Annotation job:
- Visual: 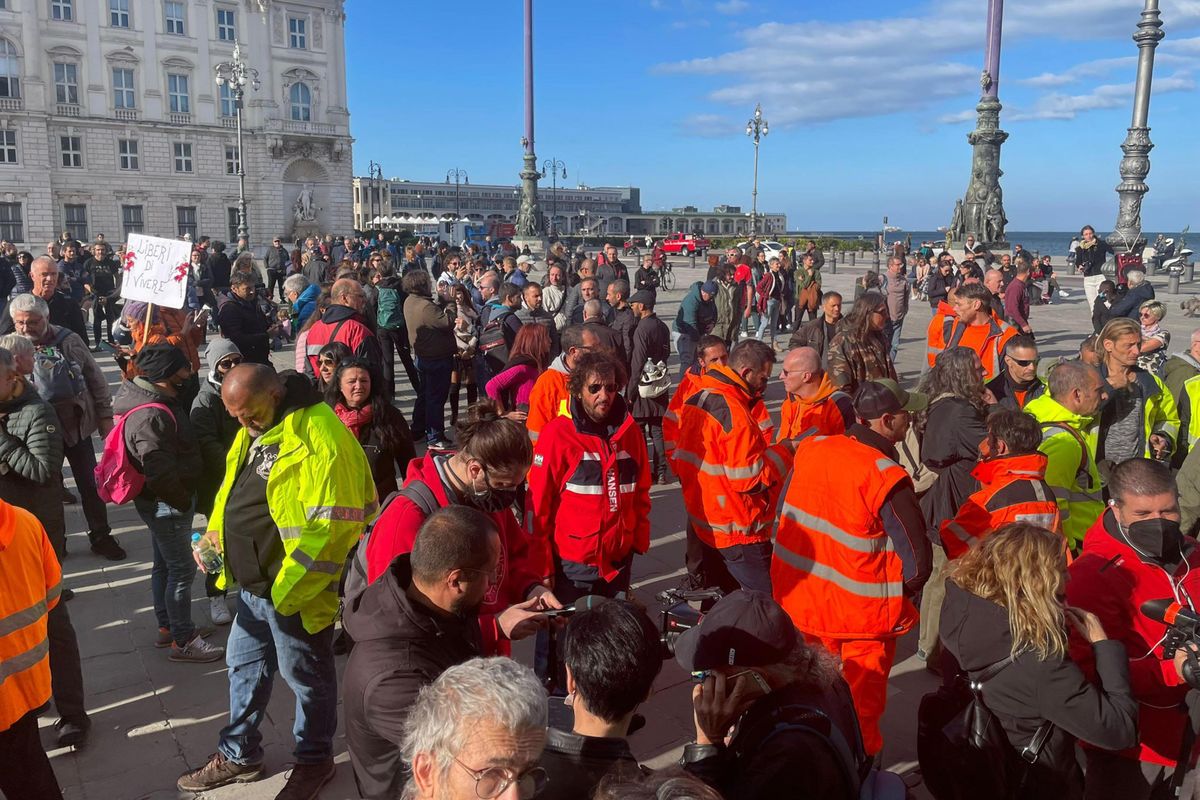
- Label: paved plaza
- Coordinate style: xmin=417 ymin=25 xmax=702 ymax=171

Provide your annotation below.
xmin=43 ymin=256 xmax=1198 ymax=799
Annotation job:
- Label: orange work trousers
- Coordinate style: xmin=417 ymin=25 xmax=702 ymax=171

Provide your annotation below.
xmin=809 ymin=635 xmax=897 ymax=757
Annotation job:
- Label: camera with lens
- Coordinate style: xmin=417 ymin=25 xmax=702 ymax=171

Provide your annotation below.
xmin=656 ymin=587 xmax=723 ymax=660
xmin=1141 ymin=598 xmax=1200 ymax=690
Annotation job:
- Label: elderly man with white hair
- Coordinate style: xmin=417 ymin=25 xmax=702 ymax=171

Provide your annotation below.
xmin=1109 ymin=269 xmax=1156 ymax=321
xmin=402 ymin=657 xmax=548 ymax=800
xmin=0 ymin=255 xmax=87 ymax=341
xmin=10 ymin=292 xmax=124 ymax=560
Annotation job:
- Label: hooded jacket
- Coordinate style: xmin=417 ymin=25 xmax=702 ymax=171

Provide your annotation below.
xmin=113 ymin=376 xmax=203 ymax=513
xmin=777 ymin=374 xmax=854 ymax=441
xmin=363 ymin=452 xmax=547 ymax=655
xmin=920 ymin=395 xmax=988 ymax=539
xmin=216 ymin=291 xmax=272 ymax=365
xmin=1025 ymin=393 xmax=1103 ymax=548
xmin=940 ymin=579 xmax=1137 ymax=799
xmin=190 ymin=339 xmax=242 ymax=517
xmin=528 ymin=395 xmax=651 ymax=582
xmin=342 ymin=554 xmax=482 ymax=800
xmin=939 ymin=453 xmax=1059 ymax=559
xmin=292 ymin=282 xmax=321 ymax=330
xmin=627 ymin=313 xmax=671 ymax=420
xmin=304 ymin=303 xmax=383 ymax=378
xmin=1067 ymin=510 xmax=1200 ymax=767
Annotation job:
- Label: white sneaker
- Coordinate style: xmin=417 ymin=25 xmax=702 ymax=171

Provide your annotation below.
xmin=169 ymin=633 xmax=225 ymax=663
xmin=210 ymin=596 xmax=232 ymax=626
xmin=1059 ymin=290 xmax=1070 ymax=298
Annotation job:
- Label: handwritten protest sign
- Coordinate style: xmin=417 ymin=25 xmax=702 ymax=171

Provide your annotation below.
xmin=120 ymin=233 xmax=192 ymax=310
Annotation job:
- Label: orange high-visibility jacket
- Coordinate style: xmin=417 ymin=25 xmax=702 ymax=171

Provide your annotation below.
xmin=772 ymin=433 xmax=914 ymax=639
xmin=778 ymin=374 xmax=855 ymax=441
xmin=0 ymin=501 xmax=61 ymax=732
xmin=664 ymin=370 xmax=703 ymax=458
xmin=926 ymin=312 xmax=1017 ymax=382
xmin=669 ymin=365 xmax=794 ymax=549
xmin=940 ymin=453 xmax=1061 ymax=560
xmin=526 ymin=360 xmax=571 ymax=443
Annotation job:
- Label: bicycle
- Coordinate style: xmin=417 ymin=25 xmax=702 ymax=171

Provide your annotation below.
xmin=660 ymin=260 xmax=676 ymax=291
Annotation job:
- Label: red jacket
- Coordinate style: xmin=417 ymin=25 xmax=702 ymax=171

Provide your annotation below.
xmin=304 ymin=305 xmax=378 ymax=376
xmin=363 ymin=452 xmax=547 ymax=655
xmin=1066 ymin=510 xmax=1200 ymax=766
xmin=528 ymin=398 xmax=652 ymax=582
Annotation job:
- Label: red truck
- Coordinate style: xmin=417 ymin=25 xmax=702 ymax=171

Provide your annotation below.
xmin=659 ymin=232 xmax=710 ymax=255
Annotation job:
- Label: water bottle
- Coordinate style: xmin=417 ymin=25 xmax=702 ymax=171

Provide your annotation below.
xmin=191 ymin=532 xmax=223 ymax=574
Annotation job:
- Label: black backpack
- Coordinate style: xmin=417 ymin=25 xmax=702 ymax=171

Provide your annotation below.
xmin=478 ymin=307 xmax=515 ymax=375
xmin=917 ymin=656 xmax=1053 ymax=800
xmin=342 ymin=479 xmax=440 ymax=606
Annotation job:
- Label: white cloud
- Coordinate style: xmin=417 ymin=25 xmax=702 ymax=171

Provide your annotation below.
xmin=714 ymin=0 xmax=749 ymax=13
xmin=937 ymin=109 xmax=978 ymax=124
xmin=1008 ymin=72 xmax=1197 ymax=121
xmin=656 ymin=0 xmax=1200 ymax=134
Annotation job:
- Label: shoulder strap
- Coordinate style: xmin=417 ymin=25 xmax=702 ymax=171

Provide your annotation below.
xmin=52 ymin=327 xmax=73 ymax=347
xmin=1039 ymin=421 xmax=1091 ymax=487
xmin=971 ymin=654 xmax=1015 ymax=684
xmin=123 ymin=401 xmax=177 ymax=428
xmin=398 ymin=478 xmax=440 ymax=516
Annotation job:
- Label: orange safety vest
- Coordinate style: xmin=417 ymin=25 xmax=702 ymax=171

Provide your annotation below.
xmin=526 ymin=364 xmax=571 ymax=443
xmin=0 ymin=501 xmax=61 ymax=732
xmin=771 ymin=433 xmax=914 ymax=639
xmin=777 ymin=374 xmax=854 ymax=441
xmin=670 ymin=365 xmax=793 ymax=549
xmin=664 ymin=370 xmax=703 ymax=458
xmin=939 ymin=453 xmax=1061 ymax=560
xmin=926 ymin=310 xmax=1017 ymax=382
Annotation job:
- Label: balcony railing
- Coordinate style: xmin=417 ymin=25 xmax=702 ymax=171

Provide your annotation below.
xmin=265 ymin=118 xmax=336 ymax=136
xmin=221 ymin=116 xmax=237 ymax=128
xmin=114 ymin=107 xmax=139 ymax=120
xmin=168 ymin=112 xmax=193 ymax=125
xmin=56 ymin=103 xmax=81 ymax=117
xmin=0 ymin=97 xmax=22 ymax=111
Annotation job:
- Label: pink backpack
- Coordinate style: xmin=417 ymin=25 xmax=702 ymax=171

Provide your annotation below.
xmin=94 ymin=403 xmax=176 ymax=504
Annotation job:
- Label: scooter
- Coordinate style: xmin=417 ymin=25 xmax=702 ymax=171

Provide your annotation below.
xmin=1144 ymin=228 xmax=1193 ymax=274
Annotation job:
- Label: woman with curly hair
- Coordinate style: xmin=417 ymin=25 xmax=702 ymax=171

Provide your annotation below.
xmin=940 ymin=523 xmax=1137 ymax=800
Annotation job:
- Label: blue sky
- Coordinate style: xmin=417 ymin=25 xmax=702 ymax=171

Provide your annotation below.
xmin=345 ymin=0 xmax=1200 ymax=232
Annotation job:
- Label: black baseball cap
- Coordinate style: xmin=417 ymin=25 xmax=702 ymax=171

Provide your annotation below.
xmin=629 ymin=290 xmax=656 ymax=307
xmin=853 ymin=379 xmax=928 ymax=420
xmin=673 ymin=590 xmax=798 ymax=672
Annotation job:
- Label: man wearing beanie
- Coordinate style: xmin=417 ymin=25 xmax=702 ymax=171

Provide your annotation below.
xmin=113 ymin=343 xmax=221 ymax=663
xmin=674 ymin=280 xmax=717 ymax=378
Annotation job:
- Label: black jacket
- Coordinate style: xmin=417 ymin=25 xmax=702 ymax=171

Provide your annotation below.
xmin=0 ymin=291 xmax=88 ymax=343
xmin=939 ymin=579 xmax=1138 ymax=800
xmin=1074 ymin=240 xmax=1113 ymax=278
xmin=264 ymin=245 xmax=290 ymax=274
xmin=216 ymin=292 xmax=272 ymax=365
xmin=633 ymin=266 xmax=659 ymax=294
xmin=190 ymin=347 xmax=241 ymax=519
xmin=627 ymin=314 xmax=671 ymax=420
xmin=538 ymin=728 xmax=641 ymax=800
xmin=208 ymin=252 xmax=232 ymax=290
xmin=1109 ymin=282 xmax=1156 ymax=320
xmin=926 ymin=269 xmax=958 ymax=307
xmin=920 ymin=395 xmax=987 ymax=539
xmin=787 ymin=316 xmax=846 ymax=367
xmin=343 ymin=554 xmax=482 ymax=800
xmin=683 ymin=680 xmax=860 ymax=800
xmin=0 ymin=385 xmax=65 ymax=547
xmin=113 ymin=377 xmax=203 ymax=513
xmin=585 ymin=322 xmax=626 ymax=363
xmin=611 ymin=305 xmax=637 ymax=368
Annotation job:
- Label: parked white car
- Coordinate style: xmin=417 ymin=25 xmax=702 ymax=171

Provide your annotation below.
xmin=737 ymin=240 xmax=787 ymax=259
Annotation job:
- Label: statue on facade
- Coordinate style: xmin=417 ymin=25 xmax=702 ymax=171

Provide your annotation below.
xmin=984 ymin=191 xmax=1007 ymax=244
xmin=949 ymin=199 xmax=965 ymax=240
xmin=293 ymin=185 xmax=317 ymax=223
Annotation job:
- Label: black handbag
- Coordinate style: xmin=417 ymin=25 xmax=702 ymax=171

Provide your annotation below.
xmin=918 ymin=655 xmax=1053 ymax=800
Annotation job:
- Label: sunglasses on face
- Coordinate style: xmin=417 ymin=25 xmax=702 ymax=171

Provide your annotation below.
xmin=217 ymin=357 xmax=243 ymax=370
xmin=318 ymin=356 xmax=337 ymax=366
xmin=1007 ymin=356 xmax=1038 ymax=367
xmin=586 ymin=382 xmax=619 ymax=394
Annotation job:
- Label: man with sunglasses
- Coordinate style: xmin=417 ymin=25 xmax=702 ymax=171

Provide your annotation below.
xmin=987 ymin=334 xmax=1046 ymax=410
xmin=529 ymin=351 xmax=651 ymax=614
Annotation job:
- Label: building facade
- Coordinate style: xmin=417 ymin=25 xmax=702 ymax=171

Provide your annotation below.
xmin=0 ymin=0 xmax=352 ymax=249
xmin=351 ymin=176 xmax=786 ymax=239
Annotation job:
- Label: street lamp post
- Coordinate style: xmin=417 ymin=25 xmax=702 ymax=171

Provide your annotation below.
xmin=214 ymin=41 xmax=259 ymax=248
xmin=540 ymin=158 xmax=566 ymax=237
xmin=368 ymin=160 xmax=383 ymax=231
xmin=446 ymin=168 xmax=469 ymax=217
xmin=1109 ymin=0 xmax=1165 ymax=254
xmin=745 ymin=104 xmax=768 ymax=237
xmin=514 ymin=0 xmax=544 ymax=245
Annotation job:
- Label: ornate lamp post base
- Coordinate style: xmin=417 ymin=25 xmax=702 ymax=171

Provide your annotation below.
xmin=948 ymin=94 xmax=1009 ymax=251
xmin=513 ymin=150 xmax=548 ymax=256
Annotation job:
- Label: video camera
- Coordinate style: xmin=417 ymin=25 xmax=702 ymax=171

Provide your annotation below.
xmin=655 ymin=587 xmax=723 ymax=660
xmin=1141 ymin=598 xmax=1200 ymax=690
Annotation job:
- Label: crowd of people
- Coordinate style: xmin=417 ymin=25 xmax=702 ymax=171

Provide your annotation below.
xmin=3 ymin=225 xmax=1200 ymax=800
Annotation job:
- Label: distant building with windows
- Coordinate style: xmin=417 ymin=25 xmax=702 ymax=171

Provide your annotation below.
xmin=351 ymin=175 xmax=786 ymax=239
xmin=0 ymin=0 xmax=352 ymax=248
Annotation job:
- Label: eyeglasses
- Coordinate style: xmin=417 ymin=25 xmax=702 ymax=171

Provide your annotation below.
xmin=318 ymin=356 xmax=337 ymax=366
xmin=216 ymin=357 xmax=243 ymax=370
xmin=453 ymin=758 xmax=547 ymax=799
xmin=1006 ymin=355 xmax=1039 ymax=367
xmin=586 ymin=382 xmax=619 ymax=394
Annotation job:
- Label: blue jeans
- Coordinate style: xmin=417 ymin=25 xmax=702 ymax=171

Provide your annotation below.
xmin=416 ymin=355 xmax=454 ymax=443
xmin=134 ymin=498 xmax=196 ymax=647
xmin=889 ymin=316 xmax=905 ymax=361
xmin=219 ymin=590 xmax=337 ymax=766
xmin=719 ymin=541 xmax=774 ymax=595
xmin=677 ymin=334 xmax=697 ymax=379
xmin=756 ymin=299 xmax=780 ymax=344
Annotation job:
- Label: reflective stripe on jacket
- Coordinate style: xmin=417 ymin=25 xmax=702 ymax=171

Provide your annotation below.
xmin=771 ymin=433 xmax=913 ymax=639
xmin=926 ymin=312 xmax=1017 ymax=382
xmin=0 ymin=501 xmax=61 ymax=731
xmin=1026 ymin=394 xmax=1102 ymax=548
xmin=526 ymin=359 xmax=571 ymax=443
xmin=211 ymin=401 xmax=377 ymax=634
xmin=940 ymin=453 xmax=1061 ymax=560
xmin=669 ymin=365 xmax=793 ymax=548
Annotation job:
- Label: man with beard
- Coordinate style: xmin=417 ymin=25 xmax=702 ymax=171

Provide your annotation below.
xmin=343 ymin=506 xmax=511 ymax=800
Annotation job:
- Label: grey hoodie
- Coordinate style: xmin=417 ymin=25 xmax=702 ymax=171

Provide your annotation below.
xmin=191 ymin=338 xmax=242 ymax=516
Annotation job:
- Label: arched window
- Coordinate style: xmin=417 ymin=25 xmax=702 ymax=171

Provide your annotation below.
xmin=0 ymin=39 xmax=20 ymax=99
xmin=289 ymin=82 xmax=311 ymax=121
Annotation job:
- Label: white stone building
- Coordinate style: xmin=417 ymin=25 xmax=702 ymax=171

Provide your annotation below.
xmin=0 ymin=0 xmax=352 ymax=249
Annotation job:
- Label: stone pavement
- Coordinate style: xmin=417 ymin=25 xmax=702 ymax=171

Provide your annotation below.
xmin=44 ymin=258 xmax=1199 ymax=799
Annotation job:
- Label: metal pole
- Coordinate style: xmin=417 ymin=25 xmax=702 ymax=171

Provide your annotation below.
xmin=235 ymin=87 xmax=247 ymax=246
xmin=751 ymin=138 xmax=759 ymax=236
xmin=524 ymin=0 xmax=534 ymax=154
xmin=1109 ymin=0 xmax=1164 ymax=254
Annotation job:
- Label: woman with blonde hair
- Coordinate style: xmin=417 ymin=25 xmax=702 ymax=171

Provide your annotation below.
xmin=1137 ymin=299 xmax=1170 ymax=375
xmin=1097 ymin=315 xmax=1179 ymax=463
xmin=939 ymin=523 xmax=1137 ymax=800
